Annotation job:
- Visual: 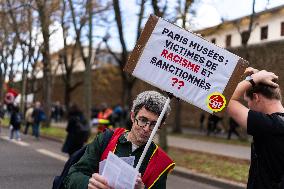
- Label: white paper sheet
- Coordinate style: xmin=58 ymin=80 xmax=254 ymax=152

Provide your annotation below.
xmin=99 ymin=156 xmax=135 ymax=175
xmin=101 ymin=152 xmax=138 ymax=189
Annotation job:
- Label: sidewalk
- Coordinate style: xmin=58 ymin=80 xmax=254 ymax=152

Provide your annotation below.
xmin=167 ymin=136 xmax=250 ymax=160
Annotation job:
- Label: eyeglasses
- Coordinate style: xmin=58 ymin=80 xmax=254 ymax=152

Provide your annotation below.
xmin=135 ymin=116 xmax=158 ymax=131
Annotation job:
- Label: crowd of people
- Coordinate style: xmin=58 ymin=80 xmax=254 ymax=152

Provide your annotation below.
xmin=0 ymin=98 xmax=129 ymax=158
xmin=0 ymin=101 xmax=46 ymax=141
xmin=91 ymin=103 xmax=130 ymax=133
xmin=199 ymin=112 xmax=241 ymax=140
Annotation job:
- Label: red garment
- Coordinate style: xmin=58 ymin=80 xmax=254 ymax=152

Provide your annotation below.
xmin=98 ymin=108 xmax=113 ymax=119
xmin=101 ymin=128 xmax=175 ymax=188
xmin=97 ymin=108 xmax=113 ymax=133
xmin=97 ymin=112 xmax=104 ymax=119
xmin=4 ymin=88 xmax=19 ymax=104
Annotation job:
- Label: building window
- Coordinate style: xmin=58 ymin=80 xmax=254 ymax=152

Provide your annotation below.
xmin=281 ymin=22 xmax=284 ymax=36
xmin=211 ymin=38 xmax=216 ymax=44
xmin=260 ymin=26 xmax=268 ymax=40
xmin=226 ymin=34 xmax=231 ymax=47
xmin=241 ymin=31 xmax=250 ymax=45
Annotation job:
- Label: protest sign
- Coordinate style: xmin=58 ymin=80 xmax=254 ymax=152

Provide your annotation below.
xmin=124 ymin=15 xmax=248 ymax=113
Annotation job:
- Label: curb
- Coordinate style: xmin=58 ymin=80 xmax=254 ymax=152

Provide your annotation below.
xmin=172 ymin=166 xmax=246 ymax=189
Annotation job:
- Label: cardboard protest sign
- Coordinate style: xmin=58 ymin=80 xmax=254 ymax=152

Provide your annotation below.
xmin=124 ymin=15 xmax=248 ymax=113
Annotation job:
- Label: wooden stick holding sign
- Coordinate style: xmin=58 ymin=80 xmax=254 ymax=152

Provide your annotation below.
xmin=135 ymin=96 xmax=171 ymax=171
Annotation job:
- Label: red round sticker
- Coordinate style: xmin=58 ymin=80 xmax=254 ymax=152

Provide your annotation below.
xmin=207 ymin=93 xmax=226 ymax=112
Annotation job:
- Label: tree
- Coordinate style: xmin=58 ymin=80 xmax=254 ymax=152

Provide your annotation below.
xmin=2 ymin=0 xmax=43 ymax=108
xmin=104 ymin=0 xmax=147 ymax=108
xmin=0 ymin=6 xmax=18 ymax=102
xmin=0 ymin=8 xmax=10 ymax=102
xmin=68 ymin=0 xmax=111 ymax=124
xmin=172 ymin=0 xmax=195 ymax=134
xmin=34 ymin=0 xmax=59 ymax=126
xmin=6 ymin=0 xmax=37 ymax=113
xmin=232 ymin=0 xmax=256 ymax=59
xmin=24 ymin=6 xmax=43 ymax=105
xmin=150 ymin=0 xmax=169 ymax=151
xmin=58 ymin=0 xmax=83 ymax=112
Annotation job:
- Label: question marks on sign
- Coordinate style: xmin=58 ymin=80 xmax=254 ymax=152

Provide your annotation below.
xmin=178 ymin=80 xmax=184 ymax=89
xmin=171 ymin=77 xmax=184 ymax=89
xmin=172 ymin=78 xmax=178 ymax=86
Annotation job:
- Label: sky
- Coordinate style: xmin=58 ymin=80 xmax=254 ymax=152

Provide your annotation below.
xmin=193 ymin=0 xmax=284 ymax=29
xmin=49 ymin=0 xmax=284 ymax=53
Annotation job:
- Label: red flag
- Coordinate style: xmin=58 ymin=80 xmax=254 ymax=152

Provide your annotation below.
xmin=4 ymin=88 xmax=19 ymax=104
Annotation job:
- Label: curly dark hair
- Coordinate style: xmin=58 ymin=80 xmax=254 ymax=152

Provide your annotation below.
xmin=131 ymin=91 xmax=171 ymax=123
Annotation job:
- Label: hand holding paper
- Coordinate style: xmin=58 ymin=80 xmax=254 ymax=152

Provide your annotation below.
xmin=88 ymin=173 xmax=111 ymax=189
xmin=134 ymin=173 xmax=145 ymax=189
xmin=101 ymin=152 xmax=139 ymax=189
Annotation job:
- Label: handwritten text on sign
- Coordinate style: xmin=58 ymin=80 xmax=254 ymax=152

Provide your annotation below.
xmin=132 ymin=17 xmax=240 ymax=113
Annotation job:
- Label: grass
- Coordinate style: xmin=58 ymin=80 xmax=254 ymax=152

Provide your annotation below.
xmin=170 ymin=132 xmax=251 ymax=147
xmin=1 ymin=117 xmax=67 ymax=142
xmin=168 ymin=147 xmax=249 ymax=183
xmin=2 ymin=117 xmax=98 ymax=142
xmin=1 ymin=117 xmax=10 ymax=126
xmin=40 ymin=127 xmax=66 ymax=142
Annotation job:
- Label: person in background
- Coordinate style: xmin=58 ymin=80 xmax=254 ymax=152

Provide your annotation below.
xmin=62 ymin=104 xmax=90 ymax=157
xmin=9 ymin=105 xmax=22 ymax=141
xmin=24 ymin=103 xmax=34 ymax=135
xmin=32 ymin=101 xmax=44 ymax=140
xmin=227 ymin=117 xmax=240 ymax=140
xmin=97 ymin=103 xmax=113 ymax=133
xmin=54 ymin=101 xmax=64 ymax=122
xmin=199 ymin=112 xmax=206 ymax=132
xmin=112 ymin=104 xmax=123 ymax=127
xmin=0 ymin=103 xmax=5 ymax=133
xmin=207 ymin=114 xmax=222 ymax=136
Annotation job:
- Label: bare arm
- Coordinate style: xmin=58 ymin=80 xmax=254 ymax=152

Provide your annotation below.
xmin=227 ymin=81 xmax=251 ymax=129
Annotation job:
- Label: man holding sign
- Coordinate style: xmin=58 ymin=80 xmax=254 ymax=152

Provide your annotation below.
xmin=63 ymin=91 xmax=175 ymax=189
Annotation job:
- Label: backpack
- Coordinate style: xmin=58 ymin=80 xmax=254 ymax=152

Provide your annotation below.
xmin=75 ymin=116 xmax=89 ymax=132
xmin=15 ymin=113 xmax=22 ymax=125
xmin=52 ymin=129 xmax=114 ymax=189
xmin=39 ymin=110 xmax=46 ymax=122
